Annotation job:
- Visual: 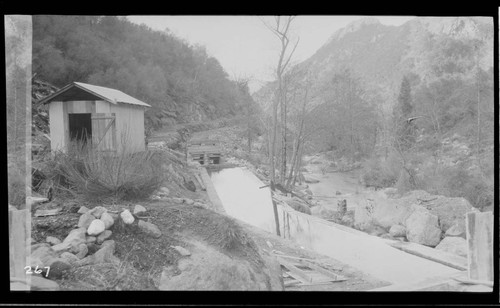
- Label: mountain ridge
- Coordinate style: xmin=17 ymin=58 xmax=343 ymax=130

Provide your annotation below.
xmin=253 ymin=16 xmax=493 ymax=114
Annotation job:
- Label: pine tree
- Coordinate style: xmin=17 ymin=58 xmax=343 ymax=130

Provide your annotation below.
xmin=393 ymin=76 xmax=416 ymax=150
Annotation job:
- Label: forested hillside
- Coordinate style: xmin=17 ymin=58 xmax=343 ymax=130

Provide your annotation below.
xmin=252 ymin=17 xmax=494 ymax=210
xmin=33 ymin=16 xmax=256 ymax=129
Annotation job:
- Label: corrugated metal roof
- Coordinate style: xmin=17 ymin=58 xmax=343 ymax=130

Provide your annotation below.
xmin=39 ymin=82 xmax=151 ymax=108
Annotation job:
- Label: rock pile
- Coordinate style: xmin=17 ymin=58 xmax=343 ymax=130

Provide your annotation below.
xmin=353 ymin=189 xmax=478 ymax=252
xmin=28 ymin=203 xmax=163 ymax=290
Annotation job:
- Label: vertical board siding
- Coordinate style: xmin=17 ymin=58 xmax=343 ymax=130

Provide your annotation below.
xmin=62 ymin=101 xmax=69 ymax=150
xmin=95 ymin=100 xmax=110 ymax=113
xmin=466 ymin=211 xmax=493 ymax=281
xmin=111 ymin=103 xmax=145 ymax=153
xmin=66 ymin=101 xmax=95 ymax=114
xmin=50 ymin=99 xmax=146 ymax=154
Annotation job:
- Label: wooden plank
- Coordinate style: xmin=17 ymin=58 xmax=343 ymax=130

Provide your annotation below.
xmin=466 ymin=211 xmax=493 ymax=281
xmin=62 ymin=100 xmax=69 ymax=150
xmin=9 ymin=209 xmax=31 ymax=290
xmin=277 ymin=257 xmax=313 ymax=283
xmin=302 ymin=260 xmax=342 ymax=281
xmin=388 ymin=240 xmax=468 ymax=271
xmin=284 ymin=280 xmax=301 ymax=287
xmin=66 ymin=101 xmax=74 ymax=114
xmin=92 ymin=113 xmax=116 ymax=151
xmin=188 ymin=139 xmax=219 ymax=146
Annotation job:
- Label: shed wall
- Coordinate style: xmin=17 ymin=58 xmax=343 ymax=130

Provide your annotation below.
xmin=49 ymin=99 xmax=146 ymax=153
xmin=110 ymin=103 xmax=146 ymax=153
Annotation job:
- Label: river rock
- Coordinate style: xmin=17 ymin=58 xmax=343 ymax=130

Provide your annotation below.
xmin=120 ymin=209 xmax=134 ymax=224
xmin=89 ymin=242 xmax=101 ymax=253
xmin=304 ymin=176 xmax=320 ymax=184
xmin=52 ymin=228 xmax=87 ymax=253
xmin=30 ymin=245 xmax=71 ymax=279
xmin=31 ymin=243 xmax=50 ymax=251
xmin=60 ymin=252 xmax=80 ymax=265
xmin=96 ymin=230 xmax=112 ymax=244
xmin=183 ymin=198 xmax=194 ymax=205
xmin=100 ymin=212 xmax=114 ymax=229
xmin=405 ymin=208 xmax=442 ymax=247
xmin=423 ymin=195 xmax=477 ymax=232
xmin=171 ymin=245 xmax=191 ymax=256
xmin=158 ymin=187 xmax=170 ymax=196
xmin=444 ymin=221 xmax=466 ymax=239
xmin=46 ymin=236 xmax=61 ymax=246
xmin=31 ymin=245 xmax=58 ymax=268
xmin=78 ymin=213 xmax=96 ymax=229
xmin=380 ymin=233 xmax=394 ymax=240
xmin=77 ymin=206 xmax=89 ymax=214
xmin=193 ymin=202 xmax=205 ymax=208
xmin=75 ymin=243 xmax=88 ymax=259
xmin=87 ymin=219 xmax=105 ymax=236
xmin=89 ymin=206 xmax=107 ymax=219
xmin=86 ymin=236 xmax=97 ymax=244
xmin=435 ymin=237 xmax=468 ymax=258
xmin=172 ymin=197 xmax=184 ymax=204
xmin=138 ymin=220 xmax=161 ymax=238
xmin=389 ymin=224 xmax=407 ymax=237
xmin=46 ymin=258 xmax=72 ymax=279
xmin=76 ymin=240 xmax=119 ymax=267
xmin=133 ymin=204 xmax=147 ymax=215
xmin=368 ymin=225 xmax=387 ymax=237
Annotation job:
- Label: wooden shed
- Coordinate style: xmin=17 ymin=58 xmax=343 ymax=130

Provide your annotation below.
xmin=39 ymin=82 xmax=151 ymax=154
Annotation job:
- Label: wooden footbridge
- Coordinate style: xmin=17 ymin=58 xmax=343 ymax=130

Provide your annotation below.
xmin=186 ymin=138 xmax=222 ymax=165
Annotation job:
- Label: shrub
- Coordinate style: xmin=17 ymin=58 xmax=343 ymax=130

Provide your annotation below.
xmin=51 ymin=142 xmax=165 ymax=201
xmin=360 ymin=154 xmax=400 ymax=189
xmin=416 ymin=162 xmax=493 ymax=210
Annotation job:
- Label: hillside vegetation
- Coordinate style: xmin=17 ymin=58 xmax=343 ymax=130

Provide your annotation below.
xmin=33 ymin=16 xmax=257 ymax=130
xmin=253 ymin=17 xmax=494 ymax=211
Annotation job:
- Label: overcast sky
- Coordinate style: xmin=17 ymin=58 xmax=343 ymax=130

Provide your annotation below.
xmin=127 ymin=15 xmax=414 ymax=93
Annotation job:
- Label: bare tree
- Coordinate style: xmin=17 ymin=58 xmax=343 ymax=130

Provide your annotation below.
xmin=262 ymin=16 xmax=299 ymax=236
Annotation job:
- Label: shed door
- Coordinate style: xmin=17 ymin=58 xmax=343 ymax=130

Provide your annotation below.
xmin=91 ymin=113 xmax=116 ymax=151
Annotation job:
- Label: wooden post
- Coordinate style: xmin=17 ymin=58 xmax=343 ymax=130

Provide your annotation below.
xmin=9 ymin=208 xmax=31 ymax=290
xmin=466 ymin=211 xmax=493 ymax=281
xmin=270 ymin=181 xmax=281 ymax=237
